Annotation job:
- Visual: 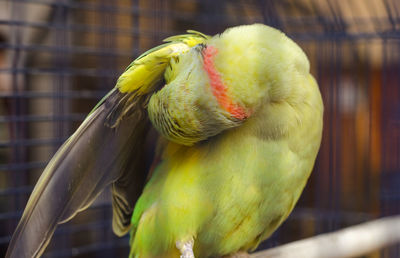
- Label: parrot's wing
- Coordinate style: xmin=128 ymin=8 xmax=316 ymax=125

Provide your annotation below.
xmin=6 ymin=31 xmax=209 ymax=258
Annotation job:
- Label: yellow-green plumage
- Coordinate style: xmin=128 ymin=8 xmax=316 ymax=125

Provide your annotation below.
xmin=130 ymin=24 xmax=323 ymax=257
xmin=6 ymin=24 xmax=322 ymax=258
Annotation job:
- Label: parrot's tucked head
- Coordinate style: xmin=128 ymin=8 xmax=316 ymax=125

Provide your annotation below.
xmin=148 ymin=24 xmax=316 ymax=146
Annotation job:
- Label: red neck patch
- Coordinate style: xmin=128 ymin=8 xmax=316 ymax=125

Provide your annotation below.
xmin=202 ymin=46 xmax=249 ymax=120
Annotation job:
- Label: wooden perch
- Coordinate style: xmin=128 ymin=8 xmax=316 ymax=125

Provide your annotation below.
xmin=250 ymin=215 xmax=400 ymax=258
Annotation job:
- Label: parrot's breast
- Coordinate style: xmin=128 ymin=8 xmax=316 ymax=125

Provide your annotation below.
xmin=130 ymin=102 xmax=322 ymax=257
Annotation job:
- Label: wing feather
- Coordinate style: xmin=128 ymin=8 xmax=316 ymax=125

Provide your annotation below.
xmin=5 ymin=31 xmax=209 ymax=258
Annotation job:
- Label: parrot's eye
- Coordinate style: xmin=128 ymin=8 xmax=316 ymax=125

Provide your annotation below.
xmin=196 ymin=43 xmax=207 ymax=53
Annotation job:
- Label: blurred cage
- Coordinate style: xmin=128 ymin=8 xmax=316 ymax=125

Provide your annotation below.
xmin=0 ymin=0 xmax=400 ymax=257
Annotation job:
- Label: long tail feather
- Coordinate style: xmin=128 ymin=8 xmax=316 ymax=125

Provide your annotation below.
xmin=6 ymin=90 xmax=150 ymax=258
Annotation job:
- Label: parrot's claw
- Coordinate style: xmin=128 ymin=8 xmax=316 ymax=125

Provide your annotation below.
xmin=176 ymin=237 xmax=195 ymax=258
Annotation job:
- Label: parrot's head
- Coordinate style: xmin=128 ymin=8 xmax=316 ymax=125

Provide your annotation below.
xmin=149 ymin=24 xmax=319 ymax=146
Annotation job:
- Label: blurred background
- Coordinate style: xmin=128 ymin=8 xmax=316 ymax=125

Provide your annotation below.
xmin=0 ymin=0 xmax=399 ymax=257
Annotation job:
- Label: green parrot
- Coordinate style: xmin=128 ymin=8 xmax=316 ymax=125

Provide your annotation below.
xmin=6 ymin=24 xmax=323 ymax=258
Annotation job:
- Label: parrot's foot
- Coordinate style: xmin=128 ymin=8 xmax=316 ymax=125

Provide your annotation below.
xmin=222 ymin=251 xmax=250 ymax=258
xmin=176 ymin=237 xmax=195 ymax=258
